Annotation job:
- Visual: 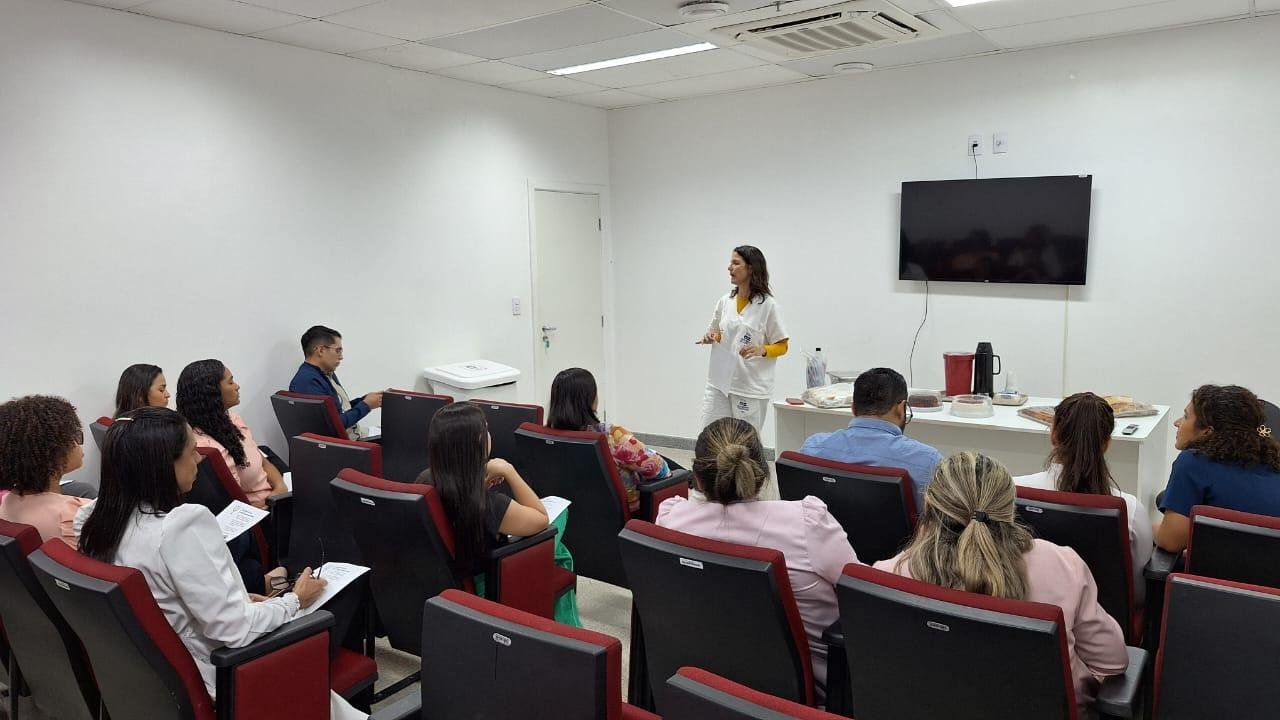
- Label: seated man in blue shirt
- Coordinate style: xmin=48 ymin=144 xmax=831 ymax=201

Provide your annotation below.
xmin=799 ymin=367 xmax=942 ymax=510
xmin=289 ymin=325 xmax=383 ymax=440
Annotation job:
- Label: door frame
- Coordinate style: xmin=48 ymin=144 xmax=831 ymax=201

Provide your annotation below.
xmin=526 ymin=179 xmax=615 ymax=421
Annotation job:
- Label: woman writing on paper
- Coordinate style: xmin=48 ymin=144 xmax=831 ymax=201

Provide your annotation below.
xmin=697 ymin=246 xmax=789 ymax=434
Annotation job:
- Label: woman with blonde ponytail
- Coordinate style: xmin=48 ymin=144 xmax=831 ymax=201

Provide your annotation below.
xmin=876 ymin=452 xmax=1127 ymax=715
xmin=657 ymin=418 xmax=858 ymax=698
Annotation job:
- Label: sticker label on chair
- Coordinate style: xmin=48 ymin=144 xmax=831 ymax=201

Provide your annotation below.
xmin=55 ymin=579 xmax=70 ymax=591
xmin=545 ymin=440 xmax=555 ymax=445
xmin=679 ymin=558 xmax=704 ymax=570
xmin=318 ymin=443 xmax=327 ymax=449
xmin=926 ymin=621 xmax=950 ymax=632
xmin=493 ymin=633 xmax=512 ymax=647
xmin=823 ymin=476 xmax=836 ymax=483
xmin=491 ymin=405 xmax=500 ymax=410
xmin=1025 ymin=506 xmax=1044 ymax=514
xmin=360 ymin=498 xmax=376 ymax=506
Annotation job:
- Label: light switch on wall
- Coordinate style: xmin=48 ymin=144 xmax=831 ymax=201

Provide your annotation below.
xmin=993 ymin=132 xmax=1009 ymax=154
xmin=511 ymin=297 xmax=521 ymax=315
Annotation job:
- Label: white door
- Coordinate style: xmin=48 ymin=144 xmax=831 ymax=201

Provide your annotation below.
xmin=532 ymin=189 xmax=606 ymax=418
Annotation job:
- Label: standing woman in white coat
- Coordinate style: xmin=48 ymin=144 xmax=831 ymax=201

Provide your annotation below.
xmin=698 ymin=246 xmax=789 ymax=434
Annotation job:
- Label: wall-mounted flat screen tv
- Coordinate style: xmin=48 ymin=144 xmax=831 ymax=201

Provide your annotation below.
xmin=899 ymin=175 xmax=1092 ymax=285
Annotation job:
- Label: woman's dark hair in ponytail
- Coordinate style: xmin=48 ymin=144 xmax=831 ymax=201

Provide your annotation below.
xmin=1050 ymin=392 xmax=1116 ymax=495
xmin=692 ymin=417 xmax=769 ymax=504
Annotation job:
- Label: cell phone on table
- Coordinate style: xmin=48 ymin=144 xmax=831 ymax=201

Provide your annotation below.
xmin=1122 ymin=424 xmax=1139 ymax=436
xmin=785 ymin=397 xmax=805 ymax=405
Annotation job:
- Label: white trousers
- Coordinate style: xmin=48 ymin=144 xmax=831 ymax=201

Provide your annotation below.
xmin=700 ymin=384 xmax=769 ymax=433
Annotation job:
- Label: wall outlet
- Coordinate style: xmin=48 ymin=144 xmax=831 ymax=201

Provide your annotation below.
xmin=967 ymin=134 xmax=983 ymax=156
xmin=511 ymin=297 xmax=521 ymax=315
xmin=993 ymin=132 xmax=1009 ymax=154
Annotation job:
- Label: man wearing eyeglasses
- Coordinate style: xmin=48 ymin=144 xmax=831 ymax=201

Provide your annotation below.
xmin=289 ymin=325 xmax=383 ymax=440
xmin=799 ymin=367 xmax=942 ymax=511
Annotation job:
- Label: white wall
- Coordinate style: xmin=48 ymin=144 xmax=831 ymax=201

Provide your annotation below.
xmin=608 ymin=14 xmax=1280 ymax=475
xmin=0 ymin=0 xmax=609 ymax=486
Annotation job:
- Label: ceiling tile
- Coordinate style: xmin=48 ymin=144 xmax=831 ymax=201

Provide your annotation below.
xmin=627 ymin=63 xmax=807 ymax=100
xmin=951 ymin=0 xmax=1170 ymax=31
xmin=251 ymin=19 xmax=401 ymax=53
xmin=68 ymin=0 xmax=151 ymax=9
xmin=130 ymin=0 xmax=303 ymax=35
xmin=505 ymin=28 xmax=702 ymax=71
xmin=431 ymin=60 xmax=550 ymax=85
xmin=324 ymin=0 xmax=587 ymax=42
xmin=1255 ymin=0 xmax=1280 ymax=10
xmin=568 ymin=47 xmax=764 ymax=88
xmin=599 ymin=0 xmax=756 ymax=27
xmin=917 ymin=8 xmax=974 ymax=34
xmin=504 ymin=75 xmax=608 ymax=97
xmin=782 ymin=31 xmax=998 ymax=75
xmin=887 ymin=0 xmax=948 ymax=13
xmin=239 ymin=0 xmax=379 ymax=19
xmin=347 ymin=42 xmax=482 ymax=70
xmin=426 ymin=4 xmax=658 ymax=60
xmin=560 ymin=88 xmax=660 ymax=108
xmin=983 ymin=0 xmax=1252 ymax=49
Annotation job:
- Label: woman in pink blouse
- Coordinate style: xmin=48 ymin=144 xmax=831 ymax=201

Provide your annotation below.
xmin=175 ymin=359 xmax=286 ymax=508
xmin=657 ymin=417 xmax=858 ymax=698
xmin=0 ymin=395 xmax=92 ymax=546
xmin=876 ymin=451 xmax=1127 ymax=716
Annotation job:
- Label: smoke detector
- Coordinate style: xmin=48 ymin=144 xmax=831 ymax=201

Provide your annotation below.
xmin=833 ymin=61 xmax=874 ymax=73
xmin=679 ymin=1 xmax=731 ymax=20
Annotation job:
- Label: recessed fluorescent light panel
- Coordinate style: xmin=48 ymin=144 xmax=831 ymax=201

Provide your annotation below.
xmin=944 ymin=0 xmax=1001 ymax=6
xmin=547 ymin=42 xmax=717 ymax=76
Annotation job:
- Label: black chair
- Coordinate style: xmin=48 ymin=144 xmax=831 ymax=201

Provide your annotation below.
xmin=468 ymin=399 xmax=543 ymax=472
xmin=379 ymin=389 xmax=452 ymax=482
xmin=420 ymin=589 xmax=657 ymax=720
xmin=618 ymin=520 xmax=815 ymax=714
xmin=271 ymin=391 xmax=347 ymax=446
xmin=1262 ymin=399 xmax=1280 ymax=434
xmin=1153 ymin=573 xmax=1280 ymax=718
xmin=284 ymin=433 xmax=381 ymax=571
xmin=89 ymin=416 xmax=112 ymax=451
xmin=665 ymin=667 xmax=845 ymax=720
xmin=1185 ymin=504 xmax=1280 ymax=588
xmin=1014 ymin=486 xmax=1139 ymax=642
xmin=514 ymin=423 xmax=690 ymax=588
xmin=775 ymin=451 xmax=916 ymax=563
xmin=0 ymin=521 xmax=99 ymax=720
xmin=831 ymin=563 xmax=1145 ymax=720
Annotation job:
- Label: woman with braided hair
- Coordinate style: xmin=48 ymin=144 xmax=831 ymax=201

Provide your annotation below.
xmin=876 ymin=452 xmax=1126 ymax=715
xmin=1156 ymin=384 xmax=1280 ymax=552
xmin=656 ymin=417 xmax=857 ymax=698
xmin=176 ymin=359 xmax=286 ymax=509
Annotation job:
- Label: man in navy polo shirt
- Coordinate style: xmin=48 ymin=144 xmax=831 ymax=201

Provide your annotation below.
xmin=289 ymin=325 xmax=383 ymax=440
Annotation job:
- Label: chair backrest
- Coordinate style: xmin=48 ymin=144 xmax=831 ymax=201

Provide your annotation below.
xmin=514 ymin=423 xmax=630 ymax=587
xmin=618 ymin=520 xmax=814 ymax=712
xmin=0 ymin=521 xmax=99 ymax=720
xmin=665 ymin=667 xmax=844 ymax=720
xmin=835 ymin=563 xmax=1075 ymax=720
xmin=469 ymin=400 xmax=544 ymax=472
xmin=379 ymin=389 xmax=452 ymax=482
xmin=1155 ymin=573 xmax=1280 ymax=719
xmin=188 ymin=447 xmax=270 ymax=570
xmin=330 ymin=469 xmax=464 ymax=656
xmin=775 ymin=451 xmax=916 ymax=563
xmin=421 ymin=589 xmax=624 ymax=720
xmin=1261 ymin=399 xmax=1280 ymax=435
xmin=287 ymin=433 xmax=381 ymax=569
xmin=90 ymin=416 xmax=113 ymax=451
xmin=1014 ymin=486 xmax=1134 ymax=639
xmin=271 ymin=391 xmax=346 ymax=444
xmin=1186 ymin=505 xmax=1280 ymax=588
xmin=29 ymin=539 xmax=214 ymax=720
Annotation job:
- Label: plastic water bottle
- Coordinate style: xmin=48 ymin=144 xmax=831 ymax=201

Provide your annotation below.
xmin=806 ymin=348 xmax=827 ymax=389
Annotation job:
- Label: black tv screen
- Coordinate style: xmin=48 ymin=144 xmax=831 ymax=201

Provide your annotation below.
xmin=899 ymin=175 xmax=1092 ymax=285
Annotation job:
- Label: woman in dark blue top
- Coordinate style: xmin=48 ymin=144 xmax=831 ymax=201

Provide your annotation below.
xmin=1156 ymin=384 xmax=1280 ymax=551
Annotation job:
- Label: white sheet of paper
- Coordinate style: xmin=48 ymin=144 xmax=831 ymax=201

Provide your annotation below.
xmin=282 ymin=471 xmax=293 ymax=492
xmin=708 ymin=340 xmax=737 ymax=391
xmin=215 ymin=500 xmax=269 ymax=542
xmin=294 ymin=562 xmax=370 ymax=617
xmin=541 ymin=495 xmax=571 ymax=524
xmin=363 ymin=424 xmax=381 ymax=439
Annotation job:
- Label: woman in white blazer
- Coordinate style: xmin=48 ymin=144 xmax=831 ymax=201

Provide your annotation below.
xmin=77 ymin=407 xmax=364 ymax=720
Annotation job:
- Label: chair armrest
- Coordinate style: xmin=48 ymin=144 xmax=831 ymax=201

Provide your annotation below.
xmin=266 ymin=492 xmax=293 ymax=568
xmin=210 ymin=611 xmax=334 ymax=668
xmin=659 ymin=454 xmax=686 ymax=472
xmin=1095 ymin=646 xmax=1148 ymax=719
xmin=822 ymin=620 xmax=845 ymax=650
xmin=491 ymin=527 xmax=557 ymax=559
xmin=487 ymin=527 xmax=560 ymax=618
xmin=1143 ymin=548 xmax=1181 ymax=581
xmin=638 ymin=470 xmax=691 ymax=522
xmin=370 ymin=695 xmax=422 ymax=720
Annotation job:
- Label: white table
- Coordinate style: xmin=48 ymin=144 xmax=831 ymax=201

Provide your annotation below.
xmin=773 ymin=397 xmax=1172 ymax=515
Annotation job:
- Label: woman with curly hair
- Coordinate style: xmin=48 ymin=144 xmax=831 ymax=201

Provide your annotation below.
xmin=0 ymin=395 xmax=92 ymax=546
xmin=1156 ymin=384 xmax=1280 ymax=551
xmin=176 ymin=360 xmax=286 ymax=509
xmin=113 ymin=363 xmax=170 ymax=418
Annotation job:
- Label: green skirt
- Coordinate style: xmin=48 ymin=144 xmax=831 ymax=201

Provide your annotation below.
xmin=473 ymin=510 xmax=581 ymax=627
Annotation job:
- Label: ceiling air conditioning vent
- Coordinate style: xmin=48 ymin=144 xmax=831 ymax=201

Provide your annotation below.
xmin=712 ymin=1 xmax=938 ymax=60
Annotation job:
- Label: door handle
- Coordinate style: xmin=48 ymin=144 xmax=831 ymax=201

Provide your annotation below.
xmin=541 ymin=326 xmax=557 ymax=333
